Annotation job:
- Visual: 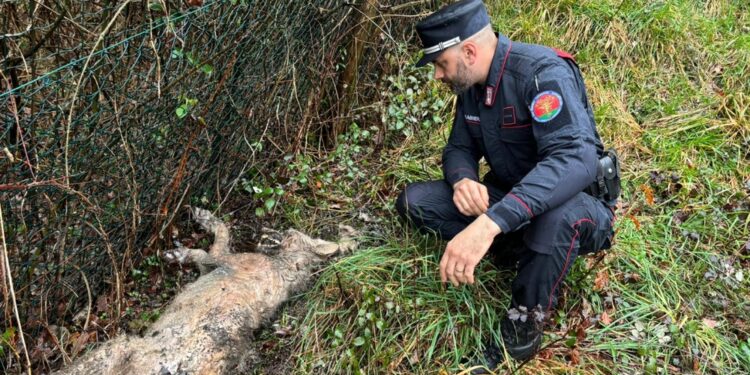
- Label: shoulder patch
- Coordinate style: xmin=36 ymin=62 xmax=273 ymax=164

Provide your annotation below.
xmin=530 ymin=91 xmax=564 ymax=123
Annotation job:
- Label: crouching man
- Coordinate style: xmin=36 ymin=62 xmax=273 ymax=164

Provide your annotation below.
xmin=395 ymin=0 xmax=620 ymax=370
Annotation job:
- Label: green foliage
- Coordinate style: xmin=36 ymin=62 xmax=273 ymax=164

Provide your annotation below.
xmin=0 ymin=327 xmax=15 ymax=358
xmin=294 ymin=233 xmax=511 ymax=373
xmin=171 ymin=48 xmax=214 ymax=77
xmin=175 ymin=95 xmax=197 ymax=119
xmin=241 ymin=179 xmax=284 ymax=217
xmin=332 ymin=123 xmax=375 ymax=183
xmin=147 ymin=1 xmax=164 ymax=12
xmin=381 ymin=59 xmax=447 ymax=137
xmin=285 ymin=153 xmax=314 ymax=187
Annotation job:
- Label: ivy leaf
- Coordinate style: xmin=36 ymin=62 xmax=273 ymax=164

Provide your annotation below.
xmin=264 ymin=198 xmax=276 ymax=211
xmin=148 ymin=1 xmax=163 ymax=12
xmin=175 ymin=106 xmax=187 ymax=118
xmin=254 ymin=207 xmax=265 ymax=217
xmin=171 ymin=48 xmax=183 ymax=59
xmin=353 ymin=337 xmax=365 ymax=347
xmin=2 ymin=327 xmax=16 ymax=342
xmin=200 ymin=64 xmax=214 ymax=75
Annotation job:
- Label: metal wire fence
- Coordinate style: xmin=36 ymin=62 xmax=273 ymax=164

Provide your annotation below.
xmin=0 ymin=0 xmax=425 ymax=371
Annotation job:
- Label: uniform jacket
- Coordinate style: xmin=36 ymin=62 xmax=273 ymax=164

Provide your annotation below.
xmin=442 ymin=34 xmax=605 ymax=234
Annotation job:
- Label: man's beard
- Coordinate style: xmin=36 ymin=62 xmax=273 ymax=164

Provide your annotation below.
xmin=444 ymin=59 xmax=473 ymax=94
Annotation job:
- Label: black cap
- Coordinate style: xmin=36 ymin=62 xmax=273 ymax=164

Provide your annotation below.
xmin=415 ymin=0 xmax=491 ymax=67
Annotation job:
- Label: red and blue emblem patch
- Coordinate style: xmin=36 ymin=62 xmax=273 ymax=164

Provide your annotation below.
xmin=530 ymin=91 xmax=563 ymax=123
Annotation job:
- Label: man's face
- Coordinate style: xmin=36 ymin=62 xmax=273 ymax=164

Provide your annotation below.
xmin=432 ymin=49 xmax=473 ymax=94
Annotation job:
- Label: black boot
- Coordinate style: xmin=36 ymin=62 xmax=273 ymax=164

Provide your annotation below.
xmin=498 ymin=315 xmax=542 ymax=361
xmin=469 ymin=316 xmax=542 ymax=374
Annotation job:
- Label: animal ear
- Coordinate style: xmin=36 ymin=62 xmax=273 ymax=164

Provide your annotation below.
xmin=337 ymin=225 xmax=358 ymax=240
xmin=311 ymin=242 xmax=340 ymax=257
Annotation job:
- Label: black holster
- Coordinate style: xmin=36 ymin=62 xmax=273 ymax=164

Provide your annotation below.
xmin=585 ymin=148 xmax=621 ymax=206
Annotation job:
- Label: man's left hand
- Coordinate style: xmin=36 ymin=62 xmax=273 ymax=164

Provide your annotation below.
xmin=439 ymin=214 xmax=502 ymax=286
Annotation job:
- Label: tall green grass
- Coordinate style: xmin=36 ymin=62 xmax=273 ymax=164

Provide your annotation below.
xmin=277 ymin=0 xmax=750 ymax=373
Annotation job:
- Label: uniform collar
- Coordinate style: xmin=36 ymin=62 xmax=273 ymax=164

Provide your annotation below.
xmin=482 ymin=33 xmax=512 ymax=107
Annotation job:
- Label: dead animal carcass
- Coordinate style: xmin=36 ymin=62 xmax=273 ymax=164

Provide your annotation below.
xmin=56 ymin=207 xmax=356 ymax=375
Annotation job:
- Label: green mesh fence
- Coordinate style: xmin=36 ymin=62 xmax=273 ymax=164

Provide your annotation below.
xmin=0 ymin=0 xmax=423 ymax=371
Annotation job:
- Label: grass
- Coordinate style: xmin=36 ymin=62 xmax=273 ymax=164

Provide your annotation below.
xmin=260 ymin=0 xmax=750 ymax=373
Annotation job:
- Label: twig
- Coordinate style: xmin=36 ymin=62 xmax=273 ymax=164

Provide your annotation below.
xmin=64 ymin=0 xmax=134 ymax=186
xmin=84 ymin=218 xmax=122 ymax=325
xmin=111 ymin=97 xmax=139 ymax=274
xmin=145 ymin=1 xmax=163 ymax=98
xmin=72 ymin=265 xmax=92 ymax=333
xmin=150 ymin=116 xmax=205 ymax=246
xmin=33 ymin=0 xmax=93 ymax=36
xmin=380 ymin=0 xmax=432 ymax=12
xmin=0 ymin=69 xmax=36 ymax=179
xmin=0 ymin=178 xmax=95 ymax=212
xmin=0 ymin=178 xmax=66 ymax=191
xmin=216 ymin=123 xmax=270 ymax=212
xmin=0 ymin=205 xmax=32 ymax=375
xmin=0 ymin=1 xmax=40 ymax=39
xmin=2 ymin=3 xmax=65 ymax=68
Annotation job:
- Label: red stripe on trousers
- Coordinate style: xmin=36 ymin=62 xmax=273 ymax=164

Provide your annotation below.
xmin=546 ymin=218 xmax=595 ymax=313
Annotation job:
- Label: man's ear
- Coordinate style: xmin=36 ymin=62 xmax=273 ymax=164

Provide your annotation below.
xmin=461 ymin=41 xmax=479 ymax=65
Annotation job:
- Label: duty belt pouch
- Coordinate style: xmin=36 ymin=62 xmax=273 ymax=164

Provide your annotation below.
xmin=597 ymin=148 xmax=621 ymax=204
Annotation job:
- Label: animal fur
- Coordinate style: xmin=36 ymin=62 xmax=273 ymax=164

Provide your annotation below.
xmin=55 ymin=207 xmax=357 ymax=375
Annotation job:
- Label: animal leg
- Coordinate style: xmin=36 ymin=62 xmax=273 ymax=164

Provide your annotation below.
xmin=191 ymin=207 xmax=231 ymax=256
xmin=164 ymin=247 xmax=219 ymax=275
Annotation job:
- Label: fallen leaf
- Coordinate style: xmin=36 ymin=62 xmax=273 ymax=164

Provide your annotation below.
xmin=640 ymin=184 xmax=655 ymax=205
xmin=635 ymin=321 xmax=645 ymax=332
xmin=576 ymin=325 xmax=587 ymax=342
xmin=649 ymin=171 xmax=665 ymax=185
xmin=702 ymin=318 xmax=718 ymax=329
xmin=601 ymin=311 xmax=611 ymax=325
xmin=593 ymin=270 xmax=609 ymax=291
xmin=96 ymin=295 xmax=110 ymax=313
xmin=622 ymin=272 xmax=642 ymax=283
xmin=581 ymin=298 xmax=592 ymax=319
xmin=741 ymin=240 xmax=750 ymax=255
xmin=537 ymin=348 xmax=553 ymax=360
xmin=627 ymin=214 xmax=641 ymax=230
xmin=672 ymin=210 xmax=690 ymax=225
xmin=568 ymin=348 xmax=580 ymax=365
xmin=71 ymin=331 xmax=91 ymax=357
xmin=408 ymin=350 xmax=419 ymax=365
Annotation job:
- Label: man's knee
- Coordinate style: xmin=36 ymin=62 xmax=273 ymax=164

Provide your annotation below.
xmin=522 ymin=193 xmax=609 ymax=255
xmin=522 ymin=203 xmax=573 ymax=255
xmin=394 ymin=180 xmax=456 ymax=225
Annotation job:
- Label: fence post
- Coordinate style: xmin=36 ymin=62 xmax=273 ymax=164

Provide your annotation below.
xmin=335 ymin=0 xmax=378 ymax=140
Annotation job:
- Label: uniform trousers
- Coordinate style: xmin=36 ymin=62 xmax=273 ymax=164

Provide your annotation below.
xmin=395 ymin=178 xmax=614 ymax=311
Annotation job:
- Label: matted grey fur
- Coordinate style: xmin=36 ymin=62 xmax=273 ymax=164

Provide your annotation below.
xmin=55 ymin=207 xmax=357 ymax=375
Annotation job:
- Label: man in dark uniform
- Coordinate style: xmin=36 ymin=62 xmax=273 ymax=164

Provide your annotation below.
xmin=394 ymin=0 xmax=620 ymax=369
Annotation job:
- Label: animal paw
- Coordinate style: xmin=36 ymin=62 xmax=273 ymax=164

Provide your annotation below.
xmin=164 ymin=248 xmax=189 ymax=264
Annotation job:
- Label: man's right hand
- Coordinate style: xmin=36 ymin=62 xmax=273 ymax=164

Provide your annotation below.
xmin=452 ymin=178 xmax=490 ymax=217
